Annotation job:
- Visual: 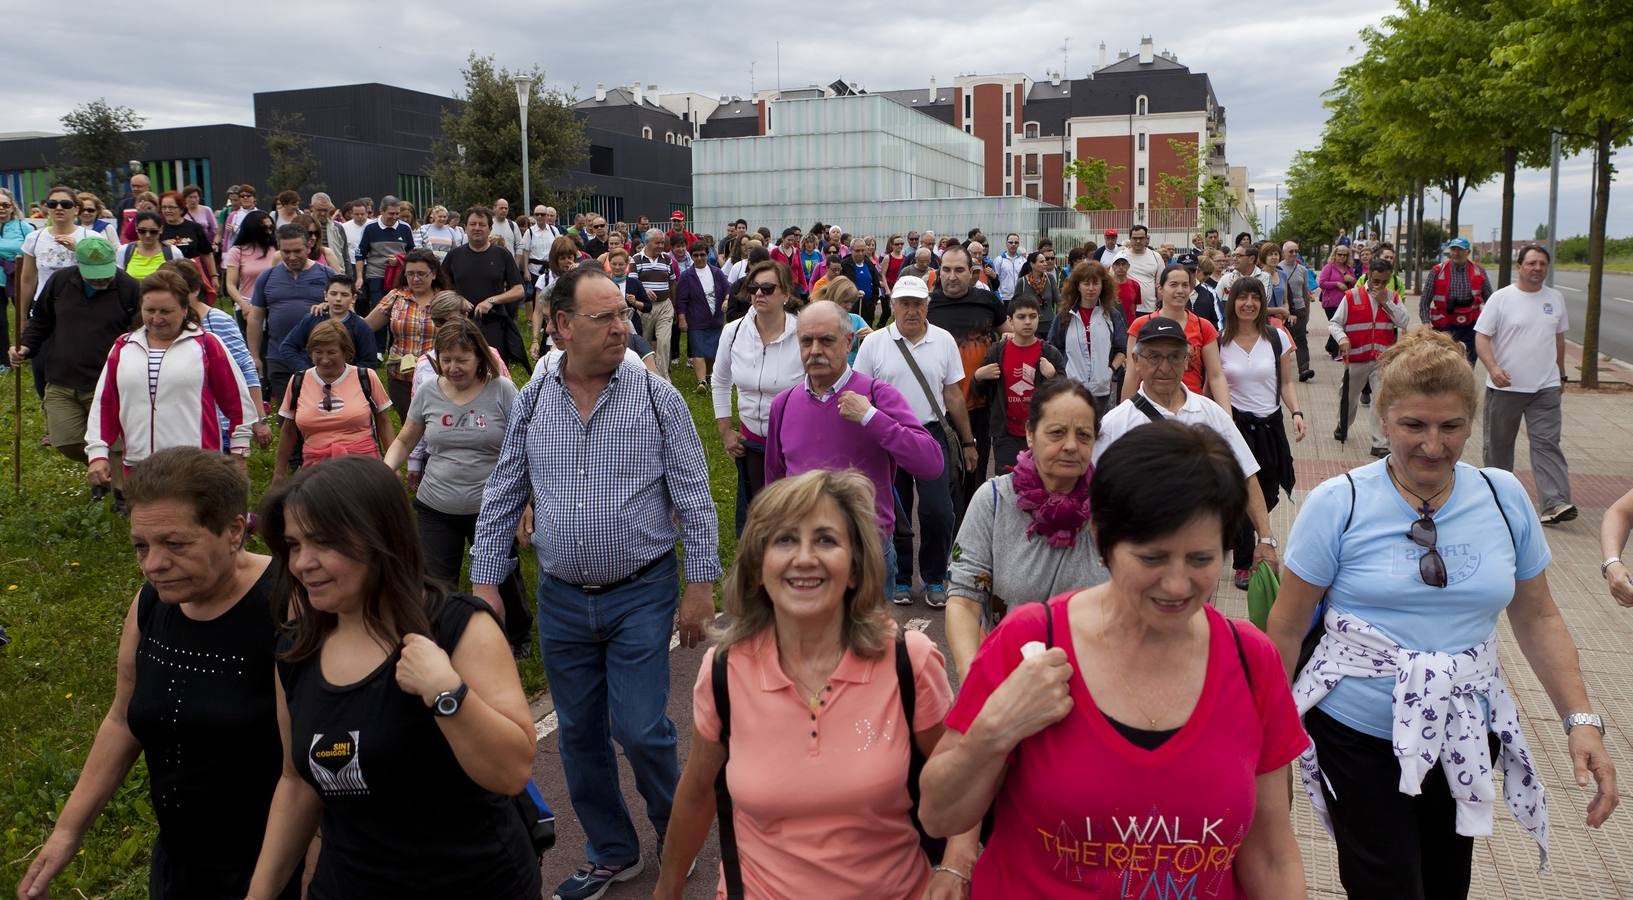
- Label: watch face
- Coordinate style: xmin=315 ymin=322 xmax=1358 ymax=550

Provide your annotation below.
xmin=435 ymin=694 xmax=459 ymax=716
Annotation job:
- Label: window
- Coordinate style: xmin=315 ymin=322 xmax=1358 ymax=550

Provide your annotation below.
xmin=1138 ymin=167 xmax=1145 ymax=186
xmin=1025 ymin=183 xmax=1040 ymax=200
xmin=1025 ymin=153 xmax=1039 ymax=176
xmin=1136 ymin=96 xmax=1148 ymax=115
xmin=1005 ymin=131 xmax=1011 ymax=147
xmin=641 ymin=126 xmax=652 ymax=140
xmin=1138 ymin=132 xmax=1146 ymax=151
xmin=1064 ymin=150 xmax=1072 ymax=165
xmin=964 ymin=93 xmax=972 ymax=120
xmin=1005 ymin=91 xmax=1013 ymax=116
xmin=665 ymin=132 xmax=674 ymax=144
xmin=1024 ymin=122 xmax=1039 ymax=139
xmin=589 ymin=145 xmax=615 ymax=177
xmin=965 ymin=124 xmax=973 ymax=134
xmin=1005 ymin=152 xmax=1012 ymax=174
xmin=1137 ymin=202 xmax=1146 ymax=220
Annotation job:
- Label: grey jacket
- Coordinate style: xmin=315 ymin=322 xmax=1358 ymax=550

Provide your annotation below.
xmin=948 ymin=473 xmax=1109 ymax=626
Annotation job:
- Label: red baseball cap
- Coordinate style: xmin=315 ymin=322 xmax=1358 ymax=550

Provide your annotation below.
xmin=1104 ymin=228 xmax=1118 ymax=236
xmin=670 ymin=210 xmax=686 ymax=220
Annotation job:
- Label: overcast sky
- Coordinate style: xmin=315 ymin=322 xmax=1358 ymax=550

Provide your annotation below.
xmin=14 ymin=1 xmax=1628 ymax=239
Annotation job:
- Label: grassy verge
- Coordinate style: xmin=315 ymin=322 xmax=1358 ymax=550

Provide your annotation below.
xmin=1555 ymin=255 xmax=1633 ymax=275
xmin=0 ymin=340 xmax=738 ymax=897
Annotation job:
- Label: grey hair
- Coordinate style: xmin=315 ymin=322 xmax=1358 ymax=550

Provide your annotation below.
xmin=801 ymin=300 xmax=853 ymax=337
xmin=380 ymin=195 xmax=400 ymax=208
xmin=309 ymin=192 xmax=333 ymax=206
xmin=645 ymin=228 xmax=666 ymax=242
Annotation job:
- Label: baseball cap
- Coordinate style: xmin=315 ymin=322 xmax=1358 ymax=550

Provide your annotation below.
xmin=1447 ymin=237 xmax=1471 ymax=251
xmin=1104 ymin=228 xmax=1118 ymax=237
xmin=1136 ymin=316 xmax=1187 ymax=345
xmin=1111 ymin=251 xmax=1132 ymax=266
xmin=892 ymin=275 xmax=930 ymax=300
xmin=76 ymin=236 xmax=117 ymax=280
xmin=670 ymin=210 xmax=686 ymax=221
xmin=1175 ymin=250 xmax=1199 ymax=270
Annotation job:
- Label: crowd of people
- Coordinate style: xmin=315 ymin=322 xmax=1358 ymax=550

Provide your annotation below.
xmin=4 ymin=169 xmax=1631 ymax=900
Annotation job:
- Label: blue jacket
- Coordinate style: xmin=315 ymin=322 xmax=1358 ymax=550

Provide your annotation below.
xmin=0 ymin=219 xmax=33 ymax=286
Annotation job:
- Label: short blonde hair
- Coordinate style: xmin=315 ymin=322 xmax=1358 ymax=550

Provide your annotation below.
xmin=811 ymin=275 xmax=858 ymax=309
xmin=1375 ymin=326 xmax=1476 ymax=419
xmin=713 ymin=470 xmax=891 ymax=658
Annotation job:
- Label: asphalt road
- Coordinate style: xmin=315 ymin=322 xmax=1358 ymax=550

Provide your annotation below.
xmin=1549 ymin=269 xmax=1633 ymax=365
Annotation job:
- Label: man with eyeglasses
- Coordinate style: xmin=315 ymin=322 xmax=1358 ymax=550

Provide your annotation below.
xmin=1328 ymin=258 xmax=1410 ymax=457
xmin=994 ymin=233 xmax=1027 ymax=302
xmin=113 ymin=169 xmax=150 ymax=218
xmin=444 ymin=206 xmax=527 ymax=367
xmin=306 ymin=193 xmax=351 ymax=279
xmin=248 ymin=223 xmax=329 ymax=406
xmin=1094 ymin=316 xmax=1278 ymax=569
xmin=472 ymin=265 xmax=720 ymax=900
xmin=1124 ymin=224 xmax=1164 ymax=314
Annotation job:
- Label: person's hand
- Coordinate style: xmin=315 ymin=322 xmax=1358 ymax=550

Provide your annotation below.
xmin=528 ymin=341 xmax=541 ymax=364
xmin=395 ymin=633 xmax=461 ymax=705
xmin=16 ymin=827 xmax=83 ymax=899
xmin=254 ymin=356 xmax=266 ymax=378
xmin=1292 ymin=413 xmax=1308 ymax=442
xmin=308 ymin=302 xmax=325 ymax=316
xmin=87 ymin=459 xmax=111 ymax=488
xmin=676 ymin=315 xmax=688 ymax=332
xmin=7 ymin=345 xmax=28 ymax=368
xmin=51 ymin=233 xmax=77 ymax=250
xmin=1489 ymin=365 xmax=1512 ymax=389
xmin=678 ymin=582 xmax=714 ymax=649
xmin=1608 ymin=561 xmax=1633 ymax=608
xmin=268 ymin=470 xmax=287 ymax=492
xmin=1568 ymin=725 xmax=1619 ymax=827
xmin=974 ymin=647 xmax=1074 ymax=749
xmin=1336 ymin=340 xmax=1350 ymax=358
xmin=921 ymin=867 xmax=970 ymax=899
xmin=1252 ymin=540 xmax=1279 ymax=569
xmin=516 ymin=505 xmax=533 ymax=543
xmin=962 ymin=444 xmax=978 ymax=472
xmin=973 ymin=362 xmax=1001 ymax=382
xmin=406 ymin=469 xmax=422 ymax=492
xmin=1343 ymin=274 xmax=1355 ymax=286
xmin=836 ymin=390 xmax=873 ymax=424
xmin=475 ymin=298 xmax=495 ymax=316
xmin=1039 ymin=357 xmax=1056 ymax=379
xmin=252 ymin=421 xmax=272 ymax=448
xmin=721 ymin=429 xmax=745 ymax=458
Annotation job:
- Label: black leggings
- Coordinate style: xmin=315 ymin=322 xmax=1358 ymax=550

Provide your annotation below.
xmin=1305 ymin=707 xmax=1498 ymax=900
xmin=414 ymin=498 xmax=532 ymax=649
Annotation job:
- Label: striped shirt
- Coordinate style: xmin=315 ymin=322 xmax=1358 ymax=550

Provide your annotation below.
xmin=147 ymin=349 xmax=166 ymax=400
xmin=633 ymin=251 xmax=674 ymax=301
xmin=470 ymin=356 xmax=721 ymax=586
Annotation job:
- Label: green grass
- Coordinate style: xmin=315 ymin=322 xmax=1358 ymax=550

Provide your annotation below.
xmin=1555 ymin=254 xmax=1633 ymax=275
xmin=0 ymin=342 xmax=739 ymax=898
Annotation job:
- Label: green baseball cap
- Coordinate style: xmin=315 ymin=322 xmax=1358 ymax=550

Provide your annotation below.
xmin=76 ymin=236 xmax=117 ymax=280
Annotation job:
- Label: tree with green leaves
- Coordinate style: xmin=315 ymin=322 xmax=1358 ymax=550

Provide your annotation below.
xmin=1065 ymin=157 xmax=1124 ymax=211
xmin=426 ymin=55 xmax=587 ymax=214
xmin=57 ymin=100 xmax=143 ymax=205
xmin=1153 ymin=138 xmax=1233 ymax=234
xmin=263 ymin=111 xmax=324 ymax=196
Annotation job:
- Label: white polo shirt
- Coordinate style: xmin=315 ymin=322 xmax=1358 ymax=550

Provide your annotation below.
xmin=853 ymin=322 xmax=964 ymax=425
xmin=1093 ymin=385 xmax=1260 ymax=478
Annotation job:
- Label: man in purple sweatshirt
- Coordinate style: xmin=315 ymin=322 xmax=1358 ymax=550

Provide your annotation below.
xmin=764 ymin=300 xmax=945 ymax=597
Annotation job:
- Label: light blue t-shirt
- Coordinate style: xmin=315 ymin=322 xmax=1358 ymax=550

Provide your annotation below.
xmin=1284 ymin=459 xmax=1550 ymax=739
xmin=847 ymin=312 xmax=868 ymax=364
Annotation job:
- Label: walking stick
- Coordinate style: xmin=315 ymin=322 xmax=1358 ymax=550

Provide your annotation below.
xmin=12 ymin=283 xmax=21 ymax=491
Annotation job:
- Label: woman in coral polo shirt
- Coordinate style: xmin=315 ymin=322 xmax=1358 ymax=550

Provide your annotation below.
xmin=920 ymin=421 xmax=1309 ymax=898
xmin=655 ymin=470 xmax=973 ymax=899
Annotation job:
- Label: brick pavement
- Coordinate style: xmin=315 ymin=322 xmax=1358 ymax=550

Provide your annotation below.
xmin=1213 ymin=330 xmax=1633 ymax=899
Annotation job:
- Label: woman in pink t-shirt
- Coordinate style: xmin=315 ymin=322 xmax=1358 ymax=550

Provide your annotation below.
xmin=654 ymin=470 xmax=971 ymax=900
xmin=921 ymin=420 xmax=1309 ymax=898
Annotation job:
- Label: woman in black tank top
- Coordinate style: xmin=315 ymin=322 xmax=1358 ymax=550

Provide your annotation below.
xmin=246 ymin=455 xmax=540 ymax=900
xmin=16 ymin=448 xmax=299 ymax=900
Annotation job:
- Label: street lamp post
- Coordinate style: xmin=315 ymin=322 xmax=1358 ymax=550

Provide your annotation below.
xmin=513 ymin=75 xmax=535 ymax=217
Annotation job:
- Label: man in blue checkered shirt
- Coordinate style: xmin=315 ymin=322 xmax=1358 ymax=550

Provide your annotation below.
xmin=472 ymin=266 xmax=720 ymax=897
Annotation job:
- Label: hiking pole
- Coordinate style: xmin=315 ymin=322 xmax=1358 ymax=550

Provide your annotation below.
xmin=12 ymin=282 xmax=20 ymax=491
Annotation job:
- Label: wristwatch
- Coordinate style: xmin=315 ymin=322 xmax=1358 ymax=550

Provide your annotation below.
xmin=1257 ymin=537 xmax=1279 ymax=548
xmin=432 ymin=682 xmax=469 ymax=718
xmin=1564 ymin=712 xmax=1605 ymax=736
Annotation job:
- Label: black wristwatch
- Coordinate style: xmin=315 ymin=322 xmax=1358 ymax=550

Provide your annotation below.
xmin=432 ymin=682 xmax=468 ymax=717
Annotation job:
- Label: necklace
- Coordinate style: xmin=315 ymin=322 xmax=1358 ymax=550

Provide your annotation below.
xmin=1114 ymin=667 xmax=1161 ymax=728
xmin=1386 ymin=459 xmax=1453 ymax=517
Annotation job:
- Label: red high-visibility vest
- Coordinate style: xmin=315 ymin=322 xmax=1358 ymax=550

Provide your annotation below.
xmin=1428 ymin=260 xmax=1487 ymax=328
xmin=1343 ymin=286 xmax=1398 ymax=364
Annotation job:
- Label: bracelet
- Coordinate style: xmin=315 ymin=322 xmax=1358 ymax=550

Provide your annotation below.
xmin=932 ymin=865 xmax=971 ymax=885
xmin=1605 ymin=557 xmax=1625 ymax=577
xmin=962 ymin=442 xmax=976 ymax=448
xmin=1291 ymin=411 xmax=1304 ymax=418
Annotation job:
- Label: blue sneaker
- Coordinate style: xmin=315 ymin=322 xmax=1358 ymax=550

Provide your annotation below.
xmin=553 ymin=857 xmax=644 ymax=900
xmin=891 ymin=583 xmax=915 ymax=606
xmin=926 ymin=583 xmax=948 ymax=609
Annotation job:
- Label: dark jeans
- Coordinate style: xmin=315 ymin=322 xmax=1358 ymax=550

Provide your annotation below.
xmin=149 ymin=835 xmax=300 ymax=900
xmin=538 ymin=553 xmax=681 ymax=867
xmin=30 ymin=340 xmax=48 ymax=403
xmin=414 ymin=498 xmax=532 ymax=650
xmin=992 ymin=431 xmax=1026 ymax=477
xmin=1306 ymin=707 xmax=1497 ymax=900
xmin=958 ymin=405 xmax=991 ymax=523
xmin=892 ymin=421 xmax=956 ymax=589
xmin=1289 ymin=304 xmax=1312 ymax=373
xmin=362 ymin=277 xmax=389 ymax=349
xmin=1438 ymin=324 xmax=1478 ymax=365
xmin=264 ymin=361 xmax=294 ymax=411
xmin=386 ymin=374 xmax=412 ymax=424
xmin=732 ymin=437 xmax=767 ymax=538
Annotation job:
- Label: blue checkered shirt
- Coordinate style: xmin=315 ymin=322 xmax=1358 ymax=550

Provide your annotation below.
xmin=470 ymin=357 xmax=722 ymax=586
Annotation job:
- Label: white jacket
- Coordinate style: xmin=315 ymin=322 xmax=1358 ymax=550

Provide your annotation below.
xmin=711 ymin=310 xmax=803 ymax=438
xmin=86 ymin=325 xmax=257 ymax=465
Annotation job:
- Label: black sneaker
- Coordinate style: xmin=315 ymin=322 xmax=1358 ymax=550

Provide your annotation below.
xmin=90 ymin=484 xmax=109 ymax=502
xmin=112 ymin=490 xmax=129 ymax=517
xmin=1299 ymin=370 xmax=1316 ymax=382
xmin=553 ymin=857 xmax=644 ymax=900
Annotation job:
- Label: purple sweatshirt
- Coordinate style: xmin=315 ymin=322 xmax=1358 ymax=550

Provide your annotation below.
xmin=764 ymin=370 xmax=945 ymax=533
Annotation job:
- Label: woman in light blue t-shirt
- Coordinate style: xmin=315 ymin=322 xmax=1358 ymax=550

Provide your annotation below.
xmin=1267 ymin=327 xmax=1617 ymax=899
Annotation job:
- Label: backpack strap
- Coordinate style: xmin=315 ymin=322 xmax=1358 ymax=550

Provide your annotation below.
xmin=1227 ymin=619 xmax=1254 ymax=693
xmin=1476 ymin=469 xmax=1517 ymax=552
xmin=356 ymin=364 xmax=381 ymax=444
xmin=711 ymin=646 xmax=745 ymax=900
xmin=1268 ymin=327 xmax=1284 ymax=408
xmin=1131 ymin=392 xmax=1166 ymax=424
xmin=1043 ymin=596 xmax=1055 ymax=648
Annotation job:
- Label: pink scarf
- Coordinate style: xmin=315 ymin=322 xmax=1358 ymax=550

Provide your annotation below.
xmin=1010 ymin=450 xmax=1093 ymax=549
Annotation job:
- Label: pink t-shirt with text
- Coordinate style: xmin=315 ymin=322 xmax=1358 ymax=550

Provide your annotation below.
xmin=945 ymin=595 xmax=1308 ymax=898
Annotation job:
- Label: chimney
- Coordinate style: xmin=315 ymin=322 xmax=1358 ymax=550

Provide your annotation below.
xmin=928 ymin=76 xmax=937 ymax=102
xmin=647 ymin=84 xmax=658 ymax=103
xmin=631 ymin=82 xmax=644 ymax=105
xmin=1139 ymin=36 xmax=1154 ymax=65
xmin=1051 ymin=71 xmax=1061 ymax=87
xmin=594 ymin=82 xmax=606 ymax=102
xmin=1098 ymin=42 xmax=1108 ymax=68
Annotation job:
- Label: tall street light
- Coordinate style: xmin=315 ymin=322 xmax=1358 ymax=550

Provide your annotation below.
xmin=514 ymin=75 xmax=535 ymax=216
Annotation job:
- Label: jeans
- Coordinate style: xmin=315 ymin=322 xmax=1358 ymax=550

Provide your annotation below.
xmin=1289 ymin=304 xmax=1312 ymax=373
xmin=731 ymin=437 xmax=767 ymax=538
xmin=363 ymin=277 xmax=389 ymax=349
xmin=1439 ymin=324 xmax=1478 ymax=365
xmin=1483 ymin=386 xmax=1571 ymax=510
xmin=992 ymin=431 xmax=1026 ymax=477
xmin=414 ymin=498 xmax=532 ymax=649
xmin=537 ymin=552 xmax=680 ymax=867
xmin=959 ymin=406 xmax=991 ymax=523
xmin=891 ymin=422 xmax=956 ymax=589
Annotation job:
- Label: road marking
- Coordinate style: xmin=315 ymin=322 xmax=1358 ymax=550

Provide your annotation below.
xmin=1615 ymin=297 xmax=1633 ymax=305
xmin=1558 ymin=285 xmax=1583 ymax=292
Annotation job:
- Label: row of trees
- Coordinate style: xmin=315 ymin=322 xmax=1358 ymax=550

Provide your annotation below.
xmin=1279 ymin=0 xmax=1631 ymax=387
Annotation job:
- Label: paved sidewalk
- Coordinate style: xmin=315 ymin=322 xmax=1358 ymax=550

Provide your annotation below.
xmin=1233 ymin=330 xmax=1633 ymax=899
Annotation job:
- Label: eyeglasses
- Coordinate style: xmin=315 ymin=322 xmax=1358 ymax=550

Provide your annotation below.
xmin=747 ymin=282 xmax=779 ymax=295
xmin=1136 ymin=350 xmax=1186 ymax=367
xmin=1406 ymin=514 xmax=1448 ymax=588
xmin=573 ymin=308 xmax=634 ymax=326
xmin=44 ymin=200 xmax=75 ymax=210
xmin=405 ymin=270 xmax=432 ymax=279
xmin=136 ymin=228 xmax=161 ymax=236
xmin=308 ymin=231 xmax=322 ymax=238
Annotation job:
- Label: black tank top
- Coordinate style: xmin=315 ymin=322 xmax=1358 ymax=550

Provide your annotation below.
xmin=125 ymin=561 xmax=291 ymax=898
xmin=277 ymin=594 xmax=540 ymax=899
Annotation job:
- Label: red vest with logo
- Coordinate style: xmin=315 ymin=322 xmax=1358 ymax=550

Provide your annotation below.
xmin=1428 ymin=260 xmax=1487 ymax=328
xmin=1343 ymin=286 xmax=1398 ymax=364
